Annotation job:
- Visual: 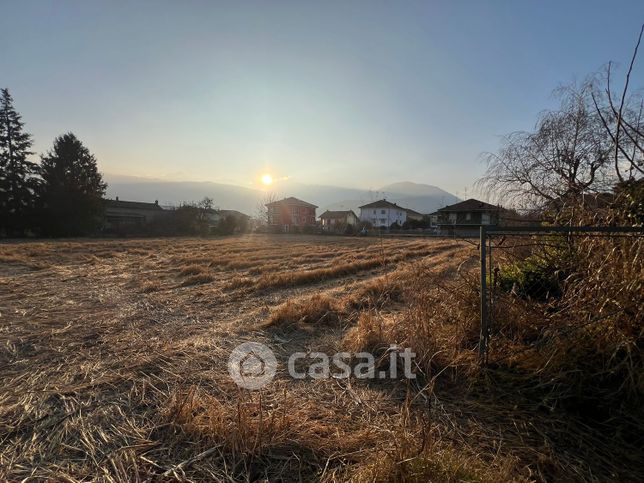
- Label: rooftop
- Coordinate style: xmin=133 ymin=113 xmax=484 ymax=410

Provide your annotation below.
xmin=219 ymin=209 xmax=250 ymax=218
xmin=437 ymin=198 xmax=500 ymax=212
xmin=104 ymin=198 xmax=164 ymax=211
xmin=265 ymin=197 xmax=318 ymax=208
xmin=405 ymin=207 xmax=423 ymax=216
xmin=319 ymin=210 xmax=357 ymax=219
xmin=358 ymin=199 xmax=403 ymax=210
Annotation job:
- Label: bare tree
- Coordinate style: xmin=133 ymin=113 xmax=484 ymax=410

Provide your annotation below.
xmin=591 ymin=24 xmax=644 ymax=183
xmin=479 ymin=26 xmax=644 ymax=210
xmin=254 ymin=191 xmax=279 ymax=226
xmin=195 ymin=196 xmax=214 ymax=233
xmin=478 ymin=83 xmax=613 ymax=209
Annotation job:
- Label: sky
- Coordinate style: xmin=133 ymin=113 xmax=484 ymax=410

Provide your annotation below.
xmin=1 ymin=0 xmax=643 ymax=197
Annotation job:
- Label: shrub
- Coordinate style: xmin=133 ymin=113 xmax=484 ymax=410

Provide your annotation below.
xmin=496 ymin=255 xmax=564 ymax=300
xmin=495 ymin=243 xmax=576 ymax=301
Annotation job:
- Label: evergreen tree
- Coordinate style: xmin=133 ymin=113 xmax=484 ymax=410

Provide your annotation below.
xmin=38 ymin=133 xmax=107 ymax=236
xmin=0 ymin=88 xmax=37 ymax=235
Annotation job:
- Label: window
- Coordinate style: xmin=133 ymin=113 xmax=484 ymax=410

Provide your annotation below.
xmin=373 ymin=210 xmax=376 ymax=214
xmin=465 ymin=213 xmax=471 ymax=221
xmin=449 ymin=213 xmax=456 ymax=223
xmin=381 ymin=209 xmax=386 ymax=214
xmin=379 ymin=218 xmax=386 ymax=224
xmin=482 ymin=213 xmax=490 ymax=225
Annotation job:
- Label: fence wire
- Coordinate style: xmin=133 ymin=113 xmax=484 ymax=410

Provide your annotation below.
xmin=478 ymin=226 xmax=644 ymax=364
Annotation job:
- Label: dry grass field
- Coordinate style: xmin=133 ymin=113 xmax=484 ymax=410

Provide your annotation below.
xmin=1 ymin=234 xmax=641 ymax=481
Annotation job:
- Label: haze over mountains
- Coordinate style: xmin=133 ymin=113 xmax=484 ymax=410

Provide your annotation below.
xmin=104 ymin=175 xmax=460 ymax=217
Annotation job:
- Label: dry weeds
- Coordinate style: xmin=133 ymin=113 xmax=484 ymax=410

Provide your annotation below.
xmin=0 ymin=233 xmax=638 ymax=481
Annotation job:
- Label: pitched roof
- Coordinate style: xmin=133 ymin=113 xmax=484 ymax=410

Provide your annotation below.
xmin=359 ymin=199 xmax=403 ymax=210
xmin=547 ymin=192 xmax=615 ymax=210
xmin=219 ymin=209 xmax=250 ymax=219
xmin=105 ymin=199 xmax=164 ymax=211
xmin=265 ymin=197 xmax=318 ymax=208
xmin=319 ymin=210 xmax=357 ymax=219
xmin=405 ymin=207 xmax=423 ymax=216
xmin=437 ymin=198 xmax=499 ymax=212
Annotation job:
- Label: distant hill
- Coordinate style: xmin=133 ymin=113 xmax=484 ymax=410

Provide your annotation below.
xmin=324 ymin=182 xmax=459 ymax=214
xmin=104 ymin=174 xmax=263 ymax=215
xmin=104 ymin=175 xmax=459 ymax=217
xmin=378 ymin=182 xmax=459 ymax=213
xmin=379 ymin=181 xmax=451 ymax=197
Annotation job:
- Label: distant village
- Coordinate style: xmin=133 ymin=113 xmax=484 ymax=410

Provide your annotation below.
xmin=105 ymin=194 xmax=507 ymax=237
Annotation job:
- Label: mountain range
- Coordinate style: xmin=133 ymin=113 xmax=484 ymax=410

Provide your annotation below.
xmin=104 ymin=175 xmax=460 ymax=217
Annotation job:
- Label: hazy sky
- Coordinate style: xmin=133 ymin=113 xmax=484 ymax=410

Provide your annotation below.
xmin=2 ymin=1 xmax=643 ymax=196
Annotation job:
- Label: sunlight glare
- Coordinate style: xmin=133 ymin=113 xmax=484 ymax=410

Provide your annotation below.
xmin=261 ymin=173 xmax=273 ymax=185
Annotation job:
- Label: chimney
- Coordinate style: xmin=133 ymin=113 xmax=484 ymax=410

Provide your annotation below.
xmin=155 ymin=200 xmax=159 ymax=205
xmin=115 ymin=196 xmax=119 ymax=201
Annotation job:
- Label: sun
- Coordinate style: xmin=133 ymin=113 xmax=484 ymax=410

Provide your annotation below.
xmin=261 ymin=173 xmax=273 ymax=186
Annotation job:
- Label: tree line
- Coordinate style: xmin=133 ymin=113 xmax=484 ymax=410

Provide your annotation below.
xmin=141 ymin=197 xmax=249 ymax=237
xmin=0 ymin=88 xmax=106 ymax=237
xmin=0 ymin=88 xmax=246 ymax=238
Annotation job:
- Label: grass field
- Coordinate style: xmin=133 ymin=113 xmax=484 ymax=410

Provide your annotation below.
xmin=0 ymin=235 xmax=640 ymax=481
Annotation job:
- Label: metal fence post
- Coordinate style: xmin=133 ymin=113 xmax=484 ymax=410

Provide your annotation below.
xmin=475 ymin=225 xmax=644 ymax=365
xmin=479 ymin=225 xmax=488 ymax=363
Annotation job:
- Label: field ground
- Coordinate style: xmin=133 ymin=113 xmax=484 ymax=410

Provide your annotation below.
xmin=0 ymin=235 xmax=639 ymax=481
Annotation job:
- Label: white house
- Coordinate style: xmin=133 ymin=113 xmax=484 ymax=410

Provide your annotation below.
xmin=359 ymin=199 xmax=407 ymax=228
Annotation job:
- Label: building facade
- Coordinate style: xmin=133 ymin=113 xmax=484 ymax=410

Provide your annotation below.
xmin=431 ymin=198 xmax=502 ymax=236
xmin=266 ymin=197 xmax=317 ymax=232
xmin=205 ymin=209 xmax=251 ymax=232
xmin=404 ymin=208 xmax=424 ymax=222
xmin=104 ymin=198 xmax=166 ymax=232
xmin=319 ymin=210 xmax=359 ymax=232
xmin=358 ymin=200 xmax=407 ymax=228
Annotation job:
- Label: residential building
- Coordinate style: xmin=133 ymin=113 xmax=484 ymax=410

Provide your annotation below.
xmin=431 ymin=198 xmax=502 ymax=236
xmin=404 ymin=208 xmax=424 ymax=222
xmin=266 ymin=197 xmax=318 ymax=232
xmin=205 ymin=209 xmax=251 ymax=232
xmin=207 ymin=209 xmax=250 ymax=226
xmin=359 ymin=199 xmax=407 ymax=228
xmin=319 ymin=210 xmax=359 ymax=232
xmin=104 ymin=198 xmax=166 ymax=232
